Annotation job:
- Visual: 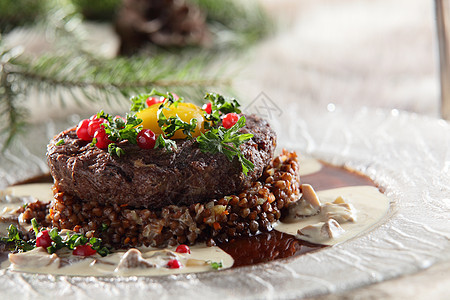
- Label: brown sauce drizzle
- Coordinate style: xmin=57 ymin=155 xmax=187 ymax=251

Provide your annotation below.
xmin=303 ymin=162 xmax=376 ymax=191
xmin=7 ymin=162 xmax=377 ymax=269
xmin=218 ymin=231 xmax=324 ymax=267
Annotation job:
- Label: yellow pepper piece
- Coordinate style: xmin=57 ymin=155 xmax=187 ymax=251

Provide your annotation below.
xmin=136 ymin=102 xmax=206 ymax=139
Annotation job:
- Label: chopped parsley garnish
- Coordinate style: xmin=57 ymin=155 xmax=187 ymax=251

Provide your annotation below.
xmin=203 ymin=93 xmax=241 ymax=127
xmin=0 ymin=224 xmax=35 ymax=252
xmin=156 ymin=95 xmax=197 ymax=140
xmin=47 ymin=230 xmax=110 ymax=257
xmin=95 ymin=111 xmax=143 ymax=157
xmin=0 ymin=218 xmax=110 ymax=257
xmin=154 ymin=134 xmax=177 ymax=152
xmin=196 ymin=116 xmax=254 ymax=175
xmin=210 ymin=261 xmax=223 ymax=270
xmin=130 ymin=93 xmax=152 ymax=113
xmin=55 ymin=139 xmax=65 ymax=146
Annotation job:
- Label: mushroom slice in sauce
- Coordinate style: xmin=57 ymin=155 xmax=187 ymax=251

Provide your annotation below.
xmin=115 ymin=249 xmax=156 ymax=271
xmin=297 ymin=219 xmax=345 ymax=242
xmin=9 ymin=247 xmax=60 ymax=269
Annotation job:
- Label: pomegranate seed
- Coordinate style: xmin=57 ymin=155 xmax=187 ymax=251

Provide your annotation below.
xmin=147 ymin=94 xmax=179 ymax=107
xmin=136 ymin=129 xmax=156 ymax=149
xmin=222 ymin=113 xmax=239 ymax=129
xmin=94 ymin=128 xmax=112 ymax=149
xmin=88 ymin=117 xmax=108 ymax=137
xmin=167 ymin=259 xmax=182 ymax=269
xmin=36 ymin=230 xmax=52 ymax=249
xmin=202 ymin=102 xmax=212 ymax=114
xmin=76 ymin=119 xmax=91 ymax=141
xmin=73 ymin=244 xmax=97 ymax=256
xmin=175 ymin=244 xmax=191 ymax=254
xmin=146 ymin=96 xmax=164 ymax=107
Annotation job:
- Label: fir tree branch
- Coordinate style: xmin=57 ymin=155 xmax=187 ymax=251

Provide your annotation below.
xmin=0 ymin=50 xmax=29 ymax=150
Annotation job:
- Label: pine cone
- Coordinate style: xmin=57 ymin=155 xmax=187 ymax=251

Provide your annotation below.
xmin=115 ymin=0 xmax=210 ymax=55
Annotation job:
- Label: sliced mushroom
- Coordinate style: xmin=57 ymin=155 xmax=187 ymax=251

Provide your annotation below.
xmin=284 ymin=184 xmax=321 ymax=222
xmin=9 ymin=247 xmax=60 ymax=269
xmin=321 ymin=219 xmax=345 ymax=238
xmin=143 ymin=249 xmax=177 ymax=260
xmin=297 ymin=219 xmax=345 ymax=242
xmin=321 ymin=202 xmax=357 ymax=223
xmin=300 ymin=184 xmax=321 ymax=208
xmin=115 ymin=249 xmax=156 ymax=271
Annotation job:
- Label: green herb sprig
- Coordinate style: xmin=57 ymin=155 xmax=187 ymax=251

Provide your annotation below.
xmin=94 ymin=111 xmax=143 ymax=157
xmin=210 ymin=261 xmax=223 ymax=270
xmin=196 ymin=115 xmax=254 ymax=175
xmin=0 ymin=219 xmax=110 ymax=256
xmin=203 ymin=92 xmax=241 ymax=127
xmin=156 ymin=95 xmax=197 ymax=139
xmin=0 ymin=224 xmax=35 ymax=252
xmin=47 ymin=229 xmax=110 ymax=257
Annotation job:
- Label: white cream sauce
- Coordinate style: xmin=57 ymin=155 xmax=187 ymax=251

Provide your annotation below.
xmin=298 ymin=155 xmax=322 ymax=176
xmin=5 ymin=244 xmax=233 ymax=276
xmin=274 ymin=186 xmax=390 ymax=245
xmin=0 ymin=183 xmax=53 ymax=236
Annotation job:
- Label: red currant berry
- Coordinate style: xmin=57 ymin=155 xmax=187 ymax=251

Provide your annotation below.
xmin=36 ymin=230 xmax=52 ymax=249
xmin=175 ymin=244 xmax=191 ymax=254
xmin=137 ymin=129 xmax=156 ymax=149
xmin=167 ymin=259 xmax=182 ymax=269
xmin=146 ymin=96 xmax=164 ymax=107
xmin=94 ymin=128 xmax=112 ymax=149
xmin=202 ymin=102 xmax=212 ymax=114
xmin=222 ymin=113 xmax=239 ymax=129
xmin=76 ymin=119 xmax=91 ymax=141
xmin=88 ymin=117 xmax=108 ymax=137
xmin=73 ymin=244 xmax=97 ymax=256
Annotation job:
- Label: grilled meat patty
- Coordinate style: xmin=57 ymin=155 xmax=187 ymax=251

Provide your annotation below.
xmin=47 ymin=114 xmax=276 ymax=210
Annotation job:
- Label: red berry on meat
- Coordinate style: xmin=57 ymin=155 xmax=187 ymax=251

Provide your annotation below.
xmin=146 ymin=96 xmax=163 ymax=107
xmin=137 ymin=129 xmax=156 ymax=149
xmin=175 ymin=244 xmax=191 ymax=254
xmin=76 ymin=119 xmax=91 ymax=141
xmin=222 ymin=113 xmax=239 ymax=129
xmin=36 ymin=230 xmax=52 ymax=249
xmin=94 ymin=128 xmax=112 ymax=149
xmin=202 ymin=102 xmax=212 ymax=114
xmin=88 ymin=117 xmax=108 ymax=137
xmin=73 ymin=244 xmax=97 ymax=256
xmin=167 ymin=259 xmax=182 ymax=269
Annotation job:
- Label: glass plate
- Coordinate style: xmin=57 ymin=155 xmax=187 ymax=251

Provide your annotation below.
xmin=1 ymin=106 xmax=449 ymax=299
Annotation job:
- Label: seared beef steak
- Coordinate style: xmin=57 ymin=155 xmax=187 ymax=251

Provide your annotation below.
xmin=47 ymin=114 xmax=276 ymax=210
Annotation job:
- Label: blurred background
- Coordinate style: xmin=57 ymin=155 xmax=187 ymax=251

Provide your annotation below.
xmin=0 ymin=0 xmax=439 ymax=149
